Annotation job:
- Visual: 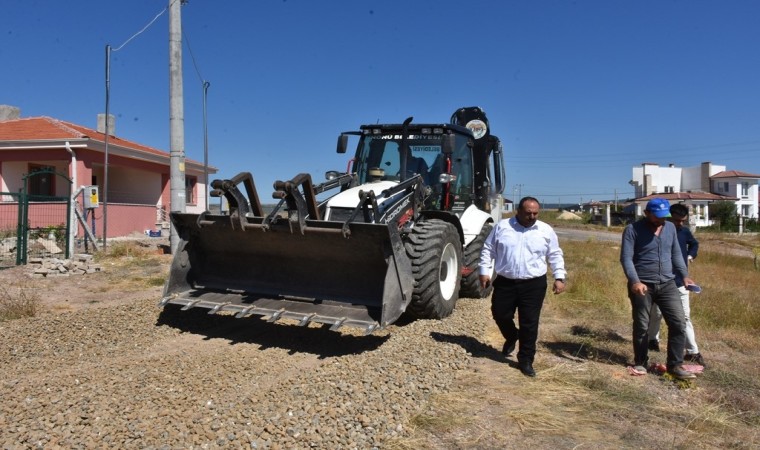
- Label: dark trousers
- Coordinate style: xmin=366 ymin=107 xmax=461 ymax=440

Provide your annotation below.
xmin=491 ymin=275 xmax=548 ymax=364
xmin=628 ymin=280 xmax=686 ymax=370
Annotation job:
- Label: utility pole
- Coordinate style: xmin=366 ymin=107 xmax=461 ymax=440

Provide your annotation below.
xmin=513 ymin=183 xmax=523 ymax=202
xmin=202 ymin=80 xmax=210 ymax=211
xmin=169 ymin=0 xmax=186 ymax=253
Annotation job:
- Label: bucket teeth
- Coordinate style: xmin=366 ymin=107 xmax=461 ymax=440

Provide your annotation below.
xmin=266 ymin=309 xmax=285 ymax=323
xmin=329 ymin=318 xmax=346 ymax=331
xmin=235 ymin=306 xmax=255 ymax=318
xmin=181 ymin=300 xmax=201 ymax=310
xmin=208 ymin=302 xmax=229 ymax=314
xmin=298 ymin=313 xmax=316 ymax=326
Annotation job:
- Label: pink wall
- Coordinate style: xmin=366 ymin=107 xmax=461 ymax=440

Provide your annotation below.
xmin=0 ymin=201 xmax=158 ymax=238
xmin=0 ymin=202 xmax=20 ymax=232
xmin=0 ymin=202 xmax=67 ymax=231
xmin=83 ymin=203 xmax=159 ymax=238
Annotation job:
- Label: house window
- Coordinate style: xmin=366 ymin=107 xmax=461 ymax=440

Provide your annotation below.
xmin=27 ymin=165 xmax=55 ymax=196
xmin=741 ymin=205 xmax=750 ymax=217
xmin=185 ymin=176 xmax=197 ymax=205
xmin=723 ymin=182 xmax=729 ymax=192
xmin=741 ymin=182 xmax=749 ymax=198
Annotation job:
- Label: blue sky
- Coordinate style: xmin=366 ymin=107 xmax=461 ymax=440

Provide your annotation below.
xmin=3 ymin=0 xmax=759 ymax=206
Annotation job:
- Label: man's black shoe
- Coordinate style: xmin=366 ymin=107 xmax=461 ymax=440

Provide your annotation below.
xmin=648 ymin=339 xmax=660 ymax=352
xmin=502 ymin=338 xmax=517 ymax=356
xmin=518 ymin=362 xmax=536 ymax=377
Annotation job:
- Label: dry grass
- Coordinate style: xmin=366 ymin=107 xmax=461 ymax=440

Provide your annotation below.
xmin=98 ymin=240 xmax=164 ymax=260
xmin=94 ymin=241 xmax=170 ymax=291
xmin=392 ymin=232 xmax=760 ymax=449
xmin=0 ymin=279 xmax=40 ymax=321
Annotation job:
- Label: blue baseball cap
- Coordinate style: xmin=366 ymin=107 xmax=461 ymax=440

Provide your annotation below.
xmin=646 ymin=198 xmax=671 ymax=218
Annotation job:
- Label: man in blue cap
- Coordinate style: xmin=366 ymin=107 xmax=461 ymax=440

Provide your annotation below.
xmin=647 ymin=203 xmax=705 ymax=367
xmin=620 ymin=198 xmax=698 ymax=380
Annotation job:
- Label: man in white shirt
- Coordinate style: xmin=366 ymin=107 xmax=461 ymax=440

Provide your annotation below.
xmin=478 ymin=197 xmax=567 ymax=377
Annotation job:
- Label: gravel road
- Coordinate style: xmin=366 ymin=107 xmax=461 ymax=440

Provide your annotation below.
xmin=0 ymin=291 xmax=491 ymax=449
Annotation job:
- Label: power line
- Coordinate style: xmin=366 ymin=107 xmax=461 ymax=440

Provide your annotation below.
xmin=103 ymin=0 xmax=182 ymax=251
xmin=183 ymin=30 xmax=206 ymax=84
xmin=506 ymin=146 xmax=760 ymax=164
xmin=112 ymin=2 xmax=175 ymax=52
xmin=182 ymin=24 xmax=212 ymax=211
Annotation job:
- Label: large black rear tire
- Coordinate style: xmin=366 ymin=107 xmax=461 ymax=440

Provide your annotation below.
xmin=459 ymin=223 xmax=494 ymax=299
xmin=404 ymin=219 xmax=462 ymax=319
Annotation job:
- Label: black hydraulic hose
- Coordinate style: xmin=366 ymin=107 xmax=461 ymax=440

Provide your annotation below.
xmin=399 ymin=116 xmax=413 ymax=182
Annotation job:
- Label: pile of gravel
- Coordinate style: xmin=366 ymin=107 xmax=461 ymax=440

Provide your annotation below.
xmin=0 ymin=295 xmax=492 ymax=448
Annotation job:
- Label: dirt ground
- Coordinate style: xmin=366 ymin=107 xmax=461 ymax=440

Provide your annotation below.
xmin=4 ymin=233 xmax=758 ymax=448
xmin=1 ymin=237 xmax=172 ymax=313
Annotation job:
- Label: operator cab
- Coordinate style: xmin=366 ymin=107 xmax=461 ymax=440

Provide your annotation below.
xmin=333 ymin=107 xmax=504 ymax=216
xmin=348 ymin=125 xmax=474 ymax=213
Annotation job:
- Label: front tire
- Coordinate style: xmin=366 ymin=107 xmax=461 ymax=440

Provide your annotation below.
xmin=404 ymin=219 xmax=463 ymax=319
xmin=459 ymin=223 xmax=494 ymax=299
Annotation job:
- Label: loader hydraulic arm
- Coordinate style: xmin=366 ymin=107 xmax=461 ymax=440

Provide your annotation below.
xmin=313 ymin=173 xmax=356 ymax=195
xmin=271 ymin=173 xmax=320 ymax=234
xmin=209 ymin=172 xmax=264 ymax=217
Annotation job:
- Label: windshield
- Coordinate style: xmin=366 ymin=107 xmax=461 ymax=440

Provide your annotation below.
xmin=353 ymin=132 xmax=474 ymax=209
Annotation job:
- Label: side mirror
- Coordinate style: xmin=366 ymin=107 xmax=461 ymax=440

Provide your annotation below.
xmin=337 ymin=134 xmax=348 ymax=154
xmin=442 ymin=134 xmax=455 ymax=155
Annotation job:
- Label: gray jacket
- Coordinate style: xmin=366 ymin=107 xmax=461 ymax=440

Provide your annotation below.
xmin=620 ymin=219 xmax=688 ymax=285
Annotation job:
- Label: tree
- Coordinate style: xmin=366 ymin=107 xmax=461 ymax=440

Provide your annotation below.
xmin=709 ymin=201 xmax=739 ymax=231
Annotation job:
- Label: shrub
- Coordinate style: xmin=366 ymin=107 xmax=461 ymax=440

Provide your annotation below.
xmin=0 ymin=282 xmax=40 ymax=321
xmin=709 ymin=201 xmax=739 ymax=231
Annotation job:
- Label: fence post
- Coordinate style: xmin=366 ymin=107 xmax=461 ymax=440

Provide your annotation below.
xmin=16 ymin=188 xmax=28 ymax=265
xmin=15 ymin=190 xmax=23 ymax=265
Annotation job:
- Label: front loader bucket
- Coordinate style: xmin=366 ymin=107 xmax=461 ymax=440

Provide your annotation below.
xmin=160 ymin=212 xmax=414 ymax=333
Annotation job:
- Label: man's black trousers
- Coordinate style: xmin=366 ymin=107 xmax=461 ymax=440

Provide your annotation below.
xmin=491 ymin=274 xmax=548 ymax=364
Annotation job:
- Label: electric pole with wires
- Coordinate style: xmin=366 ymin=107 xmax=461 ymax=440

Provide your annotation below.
xmin=169 ymin=0 xmax=187 ymax=254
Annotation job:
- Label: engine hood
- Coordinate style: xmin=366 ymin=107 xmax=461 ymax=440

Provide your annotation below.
xmin=326 ymin=180 xmax=399 ymax=209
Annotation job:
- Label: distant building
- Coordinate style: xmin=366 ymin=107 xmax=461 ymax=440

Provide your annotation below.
xmin=580 ymin=200 xmax=608 ymax=215
xmin=629 ymin=162 xmax=759 ymax=227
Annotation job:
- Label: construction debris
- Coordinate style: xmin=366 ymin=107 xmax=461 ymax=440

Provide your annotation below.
xmin=27 ymin=254 xmax=103 ymax=278
xmin=29 ymin=237 xmax=63 ymax=255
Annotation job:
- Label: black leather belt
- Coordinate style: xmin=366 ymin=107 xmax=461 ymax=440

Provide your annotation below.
xmin=496 ymin=274 xmax=545 ymax=284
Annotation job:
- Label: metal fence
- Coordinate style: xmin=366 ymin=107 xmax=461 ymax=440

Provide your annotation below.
xmin=0 ymin=168 xmax=73 ymax=266
xmin=0 ymin=193 xmax=21 ymax=267
xmin=0 ymin=194 xmax=71 ymax=266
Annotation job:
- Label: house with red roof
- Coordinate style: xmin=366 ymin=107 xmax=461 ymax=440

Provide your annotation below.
xmin=0 ymin=105 xmax=216 ymax=238
xmin=630 ymin=162 xmax=759 ymax=227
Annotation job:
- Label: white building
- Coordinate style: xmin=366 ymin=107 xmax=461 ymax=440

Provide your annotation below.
xmin=630 ymin=162 xmax=760 ymax=227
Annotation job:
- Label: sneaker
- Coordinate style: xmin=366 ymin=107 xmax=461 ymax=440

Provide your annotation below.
xmin=684 ymin=353 xmax=707 ymax=368
xmin=502 ymin=337 xmax=517 ymax=356
xmin=668 ymin=365 xmax=697 ymax=380
xmin=632 ymin=365 xmax=647 ymax=374
xmin=648 ymin=340 xmax=660 ymax=352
